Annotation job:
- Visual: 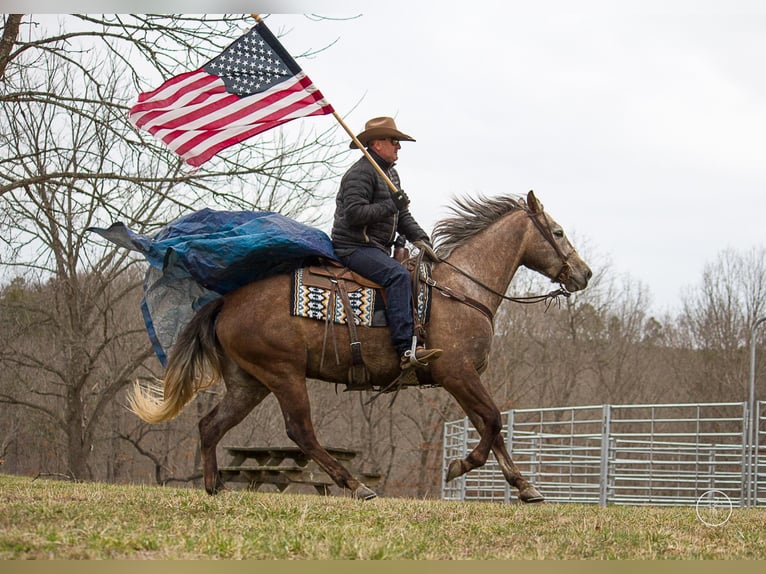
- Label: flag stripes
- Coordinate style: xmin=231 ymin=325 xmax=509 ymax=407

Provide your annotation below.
xmin=128 ymin=22 xmax=334 ymax=166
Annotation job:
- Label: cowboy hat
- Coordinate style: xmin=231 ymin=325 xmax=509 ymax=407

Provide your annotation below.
xmin=350 ymin=116 xmax=416 ymax=149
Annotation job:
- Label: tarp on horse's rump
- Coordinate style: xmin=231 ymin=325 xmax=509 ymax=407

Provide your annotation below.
xmin=88 ymin=209 xmax=339 ymax=366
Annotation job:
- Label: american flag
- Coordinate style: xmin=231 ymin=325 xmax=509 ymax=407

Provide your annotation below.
xmin=128 ymin=20 xmax=335 ymax=167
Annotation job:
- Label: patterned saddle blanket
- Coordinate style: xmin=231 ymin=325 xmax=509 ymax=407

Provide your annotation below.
xmin=290 ymin=261 xmax=431 ymax=327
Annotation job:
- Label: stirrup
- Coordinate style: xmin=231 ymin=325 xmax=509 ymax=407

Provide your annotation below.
xmin=401 ymin=338 xmax=442 ymax=369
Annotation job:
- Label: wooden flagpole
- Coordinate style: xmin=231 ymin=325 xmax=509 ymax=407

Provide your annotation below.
xmin=251 ymin=14 xmax=401 ymax=196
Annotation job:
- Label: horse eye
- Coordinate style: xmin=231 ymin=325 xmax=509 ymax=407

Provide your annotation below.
xmin=553 ymin=229 xmax=564 ymax=238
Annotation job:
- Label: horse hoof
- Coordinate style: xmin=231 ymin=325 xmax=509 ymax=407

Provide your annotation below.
xmin=446 ymin=459 xmax=465 ymax=482
xmin=353 ymin=484 xmax=377 ymax=500
xmin=205 ymin=480 xmax=226 ymax=496
xmin=519 ymin=486 xmax=544 ymax=503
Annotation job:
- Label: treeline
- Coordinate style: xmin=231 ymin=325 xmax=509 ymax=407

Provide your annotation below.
xmin=489 ymin=246 xmax=766 ymax=409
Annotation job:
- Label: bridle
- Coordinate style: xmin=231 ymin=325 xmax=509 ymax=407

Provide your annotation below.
xmin=525 ymin=207 xmax=573 ymax=285
xmin=424 ymin=205 xmax=573 ymax=322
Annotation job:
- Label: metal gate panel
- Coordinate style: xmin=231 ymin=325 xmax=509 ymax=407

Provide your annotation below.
xmin=757 ymin=400 xmax=766 ymax=505
xmin=443 ymin=401 xmax=759 ymax=507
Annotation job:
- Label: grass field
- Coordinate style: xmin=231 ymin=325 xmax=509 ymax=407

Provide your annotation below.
xmin=1 ymin=473 xmax=764 ymax=559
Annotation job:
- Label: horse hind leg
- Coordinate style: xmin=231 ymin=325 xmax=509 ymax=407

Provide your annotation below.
xmin=199 ymin=359 xmax=271 ymax=495
xmin=269 ymin=375 xmax=377 ymax=500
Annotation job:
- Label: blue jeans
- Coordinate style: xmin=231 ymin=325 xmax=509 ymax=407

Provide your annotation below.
xmin=339 ymin=247 xmax=413 ymax=356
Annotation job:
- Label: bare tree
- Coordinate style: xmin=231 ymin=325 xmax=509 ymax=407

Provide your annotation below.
xmin=0 ymin=14 xmax=347 ymax=481
xmin=675 ymin=246 xmax=766 ymax=401
xmin=0 ymin=14 xmax=22 ymax=80
xmin=486 ymin=250 xmax=660 ymax=409
xmin=389 ymin=389 xmax=460 ymax=497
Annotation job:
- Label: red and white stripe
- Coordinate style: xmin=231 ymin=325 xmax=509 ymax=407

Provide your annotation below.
xmin=129 ymin=69 xmax=333 ymax=167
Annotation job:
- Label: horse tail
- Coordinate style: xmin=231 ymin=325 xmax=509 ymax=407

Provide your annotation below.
xmin=129 ymin=298 xmax=225 ymax=423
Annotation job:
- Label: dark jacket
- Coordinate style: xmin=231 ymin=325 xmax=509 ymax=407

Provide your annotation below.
xmin=331 ymin=150 xmax=429 ymax=256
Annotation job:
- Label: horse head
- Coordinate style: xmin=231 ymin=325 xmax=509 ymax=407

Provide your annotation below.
xmin=522 ymin=190 xmax=591 ymax=292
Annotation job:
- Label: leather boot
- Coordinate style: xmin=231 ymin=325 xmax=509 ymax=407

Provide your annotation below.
xmin=401 ymin=346 xmax=443 ymax=370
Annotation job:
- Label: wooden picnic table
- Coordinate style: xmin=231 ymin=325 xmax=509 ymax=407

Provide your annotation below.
xmin=219 ymin=445 xmax=380 ymax=495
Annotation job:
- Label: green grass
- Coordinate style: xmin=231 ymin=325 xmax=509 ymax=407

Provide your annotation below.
xmin=1 ymin=473 xmax=764 ymax=559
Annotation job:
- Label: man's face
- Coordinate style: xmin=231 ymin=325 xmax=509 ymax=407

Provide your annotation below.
xmin=371 ymin=137 xmax=401 ymax=163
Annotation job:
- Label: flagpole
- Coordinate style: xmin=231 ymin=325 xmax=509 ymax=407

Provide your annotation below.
xmin=250 ymin=13 xmax=400 ymax=195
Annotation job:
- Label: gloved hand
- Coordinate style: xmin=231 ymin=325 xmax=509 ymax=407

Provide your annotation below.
xmin=413 ymin=240 xmax=440 ymax=262
xmin=391 ymin=189 xmax=410 ymax=210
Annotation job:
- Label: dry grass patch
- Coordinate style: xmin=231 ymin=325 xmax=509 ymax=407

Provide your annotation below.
xmin=1 ymin=473 xmax=764 ymax=559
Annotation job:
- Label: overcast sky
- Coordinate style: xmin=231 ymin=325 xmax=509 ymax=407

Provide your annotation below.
xmin=17 ymin=2 xmax=766 ymax=313
xmin=253 ymin=0 xmax=765 ymax=315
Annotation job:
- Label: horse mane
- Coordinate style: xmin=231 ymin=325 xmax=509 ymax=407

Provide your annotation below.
xmin=432 ymin=194 xmax=527 ymax=258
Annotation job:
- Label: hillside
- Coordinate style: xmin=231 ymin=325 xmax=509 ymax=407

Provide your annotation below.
xmin=1 ymin=473 xmax=764 ymax=559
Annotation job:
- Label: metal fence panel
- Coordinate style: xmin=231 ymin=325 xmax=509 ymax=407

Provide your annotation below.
xmin=756 ymin=400 xmax=766 ymax=505
xmin=443 ymin=401 xmax=764 ymax=507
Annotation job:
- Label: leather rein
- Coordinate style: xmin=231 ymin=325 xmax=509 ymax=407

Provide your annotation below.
xmin=422 ymin=206 xmax=572 ymax=323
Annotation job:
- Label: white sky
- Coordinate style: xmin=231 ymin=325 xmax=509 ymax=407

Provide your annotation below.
xmin=260 ymin=0 xmax=766 ymax=315
xmin=14 ymin=1 xmax=766 ymax=314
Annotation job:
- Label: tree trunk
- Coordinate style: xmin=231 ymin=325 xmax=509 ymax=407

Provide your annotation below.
xmin=0 ymin=14 xmax=22 ymax=80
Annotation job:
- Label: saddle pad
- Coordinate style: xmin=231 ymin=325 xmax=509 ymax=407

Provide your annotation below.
xmin=291 ymin=268 xmax=385 ymax=326
xmin=290 ymin=265 xmax=432 ymax=328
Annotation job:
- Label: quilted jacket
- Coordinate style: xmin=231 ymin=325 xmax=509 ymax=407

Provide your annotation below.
xmin=331 ymin=150 xmax=429 ymax=256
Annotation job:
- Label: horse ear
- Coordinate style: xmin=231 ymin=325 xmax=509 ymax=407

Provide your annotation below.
xmin=527 ymin=190 xmax=542 ymax=213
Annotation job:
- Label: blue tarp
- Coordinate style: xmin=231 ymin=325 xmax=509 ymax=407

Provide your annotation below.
xmin=88 ymin=209 xmax=339 ymax=366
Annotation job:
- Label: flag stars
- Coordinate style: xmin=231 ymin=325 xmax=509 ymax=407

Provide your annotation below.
xmin=202 ymin=26 xmax=295 ymax=95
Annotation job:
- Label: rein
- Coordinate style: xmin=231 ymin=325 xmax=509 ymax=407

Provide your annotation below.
xmin=430 ymin=259 xmax=570 ymax=314
xmin=424 ymin=205 xmax=573 ymax=320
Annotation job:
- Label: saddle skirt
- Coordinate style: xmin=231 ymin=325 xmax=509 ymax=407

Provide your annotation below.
xmin=290 ymin=259 xmax=431 ymax=328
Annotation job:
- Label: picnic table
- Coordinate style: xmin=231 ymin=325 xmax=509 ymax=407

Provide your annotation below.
xmin=219 ymin=445 xmax=380 ymax=495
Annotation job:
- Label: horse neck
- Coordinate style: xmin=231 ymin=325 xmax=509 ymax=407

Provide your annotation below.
xmin=437 ymin=210 xmax=530 ymax=314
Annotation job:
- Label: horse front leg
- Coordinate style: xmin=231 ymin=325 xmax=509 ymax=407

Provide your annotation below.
xmin=491 ymin=433 xmax=544 ymax=503
xmin=441 ymin=361 xmax=544 ymax=503
xmin=441 ymin=368 xmax=503 ymax=483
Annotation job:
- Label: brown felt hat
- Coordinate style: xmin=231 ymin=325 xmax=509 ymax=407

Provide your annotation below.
xmin=350 ymin=116 xmax=416 ymax=149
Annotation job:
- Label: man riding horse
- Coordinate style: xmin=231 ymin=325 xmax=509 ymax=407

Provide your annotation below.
xmin=331 ymin=116 xmax=443 ymax=370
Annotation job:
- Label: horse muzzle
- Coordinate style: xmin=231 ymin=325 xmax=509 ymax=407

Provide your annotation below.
xmin=559 ymin=261 xmax=592 ymax=292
